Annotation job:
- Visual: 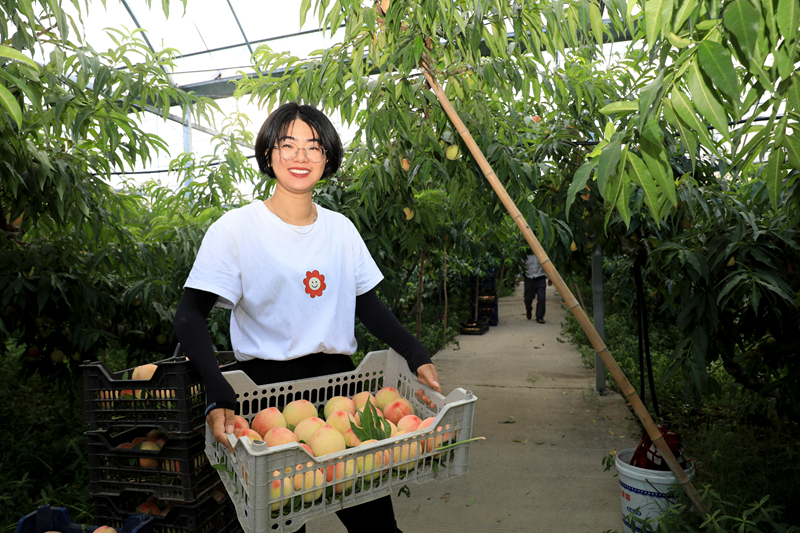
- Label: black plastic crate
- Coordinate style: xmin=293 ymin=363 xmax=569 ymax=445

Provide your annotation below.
xmin=478 ymin=307 xmax=499 ymax=326
xmin=476 ymin=292 xmax=498 ymax=303
xmin=460 ymin=319 xmax=490 ymax=335
xmin=81 ymin=347 xmax=207 ymax=434
xmin=93 ymin=491 xmax=239 ymax=533
xmin=15 ymin=505 xmax=153 ymax=533
xmin=87 ymin=427 xmax=218 ymax=502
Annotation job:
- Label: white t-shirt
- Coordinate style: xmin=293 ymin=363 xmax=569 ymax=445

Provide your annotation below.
xmin=184 ymin=201 xmax=383 ymax=362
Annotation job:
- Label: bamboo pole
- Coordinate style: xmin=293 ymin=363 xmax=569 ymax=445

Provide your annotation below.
xmin=420 ymin=60 xmax=707 ymax=516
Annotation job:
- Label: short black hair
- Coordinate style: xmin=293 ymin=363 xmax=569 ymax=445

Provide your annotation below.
xmin=254 ymin=102 xmax=343 ymax=180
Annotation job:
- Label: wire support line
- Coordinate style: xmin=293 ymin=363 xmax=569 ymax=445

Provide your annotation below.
xmin=97 ymin=153 xmax=256 ymax=176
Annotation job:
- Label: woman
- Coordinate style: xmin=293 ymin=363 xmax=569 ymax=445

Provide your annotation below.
xmin=173 ymin=102 xmax=441 ymax=533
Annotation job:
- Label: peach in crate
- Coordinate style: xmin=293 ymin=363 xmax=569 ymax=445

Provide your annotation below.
xmin=204 ymin=349 xmax=477 ymax=533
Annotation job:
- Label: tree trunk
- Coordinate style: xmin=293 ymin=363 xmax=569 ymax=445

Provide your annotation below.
xmin=443 ymin=243 xmax=448 ymax=346
xmin=416 ymin=247 xmax=425 ymax=339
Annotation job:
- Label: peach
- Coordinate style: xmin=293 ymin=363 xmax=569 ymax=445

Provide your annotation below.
xmin=396 ymin=414 xmax=422 ymax=433
xmin=307 ymin=425 xmax=346 ymax=457
xmin=294 ymin=416 xmax=326 ymax=443
xmin=282 ymin=399 xmax=318 ymax=429
xmin=326 ymin=410 xmax=359 ymax=436
xmin=352 ymin=391 xmax=377 ymax=411
xmin=238 ymin=428 xmax=264 ymax=442
xmin=357 ymin=439 xmax=390 ymax=481
xmin=94 ymin=527 xmax=118 ymax=533
xmin=232 ymin=415 xmax=250 ymax=434
xmin=252 ymin=407 xmax=287 ymax=437
xmin=132 ymin=364 xmax=158 ymax=381
xmin=375 ymin=387 xmax=401 ymax=410
xmin=391 ymin=433 xmax=420 ymax=474
xmin=323 ymin=396 xmax=356 ymax=419
xmin=264 ymin=427 xmax=299 ymax=447
xmin=331 ymin=458 xmax=357 ymax=493
xmin=116 ymin=442 xmax=133 ymax=450
xmin=383 ymin=398 xmax=414 ymax=425
xmin=293 ymin=467 xmax=325 ymax=503
xmin=342 ymin=428 xmax=362 ymax=448
xmin=417 ymin=417 xmax=451 ymax=455
xmin=131 ymin=364 xmax=157 ymax=398
xmin=269 ymin=477 xmax=293 ymax=511
xmin=135 ymin=440 xmax=161 ymax=468
xmin=147 ymin=429 xmax=167 ymax=442
xmin=162 ymin=459 xmax=181 ymax=473
xmin=136 ymin=501 xmax=160 ymax=515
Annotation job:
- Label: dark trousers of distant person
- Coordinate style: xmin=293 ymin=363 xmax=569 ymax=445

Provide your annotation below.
xmin=524 ymin=275 xmax=547 ymax=321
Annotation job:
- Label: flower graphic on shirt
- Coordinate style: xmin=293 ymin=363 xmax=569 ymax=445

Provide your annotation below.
xmin=303 ymin=270 xmax=326 ymax=298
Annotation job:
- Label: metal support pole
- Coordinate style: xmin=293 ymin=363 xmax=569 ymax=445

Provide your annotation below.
xmin=592 ymin=246 xmax=607 ymax=394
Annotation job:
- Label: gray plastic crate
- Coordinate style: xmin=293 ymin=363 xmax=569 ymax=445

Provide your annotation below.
xmin=205 ymin=349 xmax=478 ymax=533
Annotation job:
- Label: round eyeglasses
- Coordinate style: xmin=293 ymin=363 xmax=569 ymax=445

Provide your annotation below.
xmin=273 ymin=142 xmax=327 ymax=163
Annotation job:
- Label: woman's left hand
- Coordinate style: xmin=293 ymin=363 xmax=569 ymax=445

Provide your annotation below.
xmin=415 ymin=363 xmax=441 ymax=409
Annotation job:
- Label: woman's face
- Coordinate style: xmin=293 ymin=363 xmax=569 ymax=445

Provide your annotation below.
xmin=270 ymin=119 xmax=327 ymax=195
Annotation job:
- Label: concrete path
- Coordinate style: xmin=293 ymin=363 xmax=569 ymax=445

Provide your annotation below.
xmin=314 ymin=285 xmax=642 ymax=532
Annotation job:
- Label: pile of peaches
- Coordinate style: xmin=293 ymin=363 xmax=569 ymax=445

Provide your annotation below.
xmin=222 ymin=387 xmax=453 ymax=508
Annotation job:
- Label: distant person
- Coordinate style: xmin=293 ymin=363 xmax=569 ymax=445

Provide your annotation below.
xmin=517 ymin=254 xmax=552 ymax=323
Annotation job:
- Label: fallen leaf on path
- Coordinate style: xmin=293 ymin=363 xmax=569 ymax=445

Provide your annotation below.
xmin=499 ymin=417 xmax=516 ymax=424
xmin=466 ymin=500 xmax=475 ymax=506
xmin=609 ymin=430 xmax=615 ymax=435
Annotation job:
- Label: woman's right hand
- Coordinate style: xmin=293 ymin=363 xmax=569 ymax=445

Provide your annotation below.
xmin=207 ymin=407 xmax=237 ymax=453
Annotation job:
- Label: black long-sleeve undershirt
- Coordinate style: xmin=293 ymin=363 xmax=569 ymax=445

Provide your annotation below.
xmin=173 ymin=287 xmax=432 ymax=413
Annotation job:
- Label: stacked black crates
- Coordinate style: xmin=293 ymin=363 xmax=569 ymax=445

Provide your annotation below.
xmin=81 ymin=347 xmax=241 ymax=533
xmin=474 ymin=270 xmax=499 ymax=326
xmin=461 ymin=271 xmax=498 ymax=334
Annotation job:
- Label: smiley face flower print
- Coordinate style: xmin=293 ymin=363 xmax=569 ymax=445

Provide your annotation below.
xmin=303 ymin=270 xmax=326 ymax=298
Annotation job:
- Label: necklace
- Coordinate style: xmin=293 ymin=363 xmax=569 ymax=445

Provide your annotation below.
xmin=270 ymin=197 xmax=317 ymax=235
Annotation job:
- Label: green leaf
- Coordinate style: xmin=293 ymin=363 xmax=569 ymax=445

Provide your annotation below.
xmin=0 ymin=84 xmax=22 ymax=128
xmin=566 ymin=159 xmax=598 ymax=219
xmin=666 ymin=32 xmax=692 ymax=48
xmin=641 ymin=125 xmax=677 ymax=207
xmin=697 ymin=41 xmax=739 ymax=106
xmin=723 ymin=0 xmax=760 ymax=65
xmin=777 ymin=0 xmax=799 ymax=44
xmin=599 ymin=101 xmax=639 ymax=115
xmin=686 ymin=60 xmax=731 ymax=143
xmin=645 ymin=0 xmax=670 ymax=48
xmin=0 ymin=45 xmax=39 ymax=69
xmin=616 ymin=172 xmax=633 ymax=227
xmin=764 ymin=147 xmax=782 ymax=209
xmin=627 ymin=152 xmax=661 ymax=220
xmin=663 ymin=97 xmax=697 ymax=170
xmin=299 ymin=0 xmax=312 ymax=28
xmin=787 ymin=74 xmax=800 ymax=113
xmin=637 ymin=72 xmax=664 ymax=128
xmin=673 ymin=0 xmax=697 ymax=31
xmin=671 ymin=88 xmax=718 ymax=153
xmin=590 ymin=1 xmax=604 ymax=47
xmin=781 ymin=134 xmax=800 ymax=169
xmin=603 ymin=168 xmax=626 ymax=228
xmin=596 ymin=138 xmax=623 ymax=195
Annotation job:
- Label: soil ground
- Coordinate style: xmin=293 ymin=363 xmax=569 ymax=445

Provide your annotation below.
xmin=312 ymin=284 xmax=642 ymax=532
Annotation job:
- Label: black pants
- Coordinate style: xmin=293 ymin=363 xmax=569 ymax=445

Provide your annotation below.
xmin=232 ymin=353 xmax=403 ymax=533
xmin=524 ymin=275 xmax=547 ymax=320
